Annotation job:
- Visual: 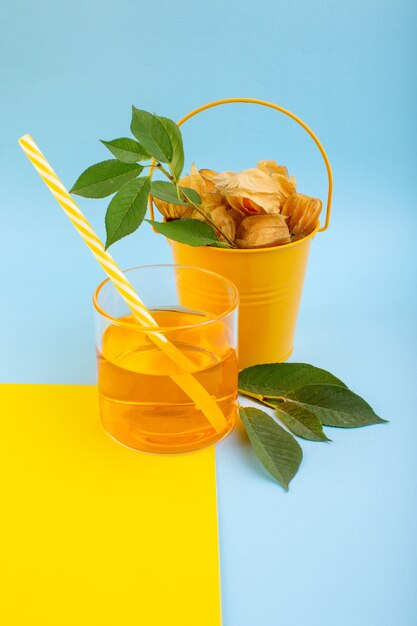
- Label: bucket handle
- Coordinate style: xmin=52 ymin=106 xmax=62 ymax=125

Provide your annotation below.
xmin=150 ymin=97 xmax=333 ymax=233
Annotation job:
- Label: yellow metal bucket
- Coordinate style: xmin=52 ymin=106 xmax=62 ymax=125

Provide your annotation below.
xmin=150 ymin=98 xmax=333 ymax=369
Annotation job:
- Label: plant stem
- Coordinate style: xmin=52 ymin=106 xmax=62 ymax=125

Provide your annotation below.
xmin=238 ymin=389 xmax=284 ymax=409
xmin=157 ymin=163 xmax=236 ymax=247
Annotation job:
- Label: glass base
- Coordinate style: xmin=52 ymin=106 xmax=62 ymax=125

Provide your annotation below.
xmin=100 ymin=404 xmax=237 ymax=455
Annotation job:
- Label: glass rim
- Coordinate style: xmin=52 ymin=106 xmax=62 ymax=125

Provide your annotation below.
xmin=92 ymin=263 xmax=239 ymax=332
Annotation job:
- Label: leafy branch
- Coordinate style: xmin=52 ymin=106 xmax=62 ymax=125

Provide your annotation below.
xmin=238 ymin=363 xmax=387 ymax=490
xmin=70 ymin=106 xmax=235 ymax=249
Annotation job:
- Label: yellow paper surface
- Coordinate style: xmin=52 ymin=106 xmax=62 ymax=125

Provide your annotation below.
xmin=0 ymin=385 xmax=221 ymax=626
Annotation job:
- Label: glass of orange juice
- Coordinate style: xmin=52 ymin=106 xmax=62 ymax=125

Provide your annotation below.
xmin=93 ymin=265 xmax=239 ymax=453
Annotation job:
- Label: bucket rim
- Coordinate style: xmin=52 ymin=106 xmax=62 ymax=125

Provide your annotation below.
xmin=168 ymin=221 xmax=320 ymax=253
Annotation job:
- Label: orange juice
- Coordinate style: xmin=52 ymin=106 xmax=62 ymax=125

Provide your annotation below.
xmin=97 ymin=309 xmax=238 ymax=453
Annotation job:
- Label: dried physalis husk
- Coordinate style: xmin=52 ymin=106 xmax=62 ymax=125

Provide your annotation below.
xmin=227 ymin=207 xmax=244 ymax=230
xmin=210 ymin=206 xmax=241 ymax=242
xmin=153 ymin=197 xmax=195 ymax=220
xmin=213 ymin=169 xmax=284 ymax=216
xmin=236 ymin=214 xmax=291 ymax=249
xmin=271 ymin=173 xmax=297 ymax=204
xmin=199 ymin=169 xmax=218 ymax=185
xmin=257 ymin=160 xmax=289 ymax=178
xmin=181 ymin=165 xmax=226 ymax=218
xmin=257 ymin=160 xmax=297 ymax=207
xmin=282 ymin=193 xmax=322 ymax=239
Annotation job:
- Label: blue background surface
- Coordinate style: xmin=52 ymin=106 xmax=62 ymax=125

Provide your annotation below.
xmin=2 ymin=1 xmax=416 ymax=624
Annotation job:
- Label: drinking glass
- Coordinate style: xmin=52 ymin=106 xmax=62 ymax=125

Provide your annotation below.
xmin=93 ymin=265 xmax=239 ymax=453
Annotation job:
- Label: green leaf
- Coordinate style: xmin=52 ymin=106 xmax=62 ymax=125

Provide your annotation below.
xmin=284 ymin=384 xmax=387 ymax=428
xmin=156 ymin=116 xmax=184 ymax=180
xmin=239 ymin=407 xmax=302 ymax=490
xmin=179 ymin=186 xmax=201 ymax=205
xmin=130 ymin=107 xmax=173 ymax=163
xmin=70 ymin=160 xmax=143 ymax=198
xmin=150 ymin=181 xmax=189 ymax=206
xmin=275 ymin=402 xmax=330 ymax=442
xmin=150 ymin=181 xmax=201 ymax=207
xmin=239 ymin=363 xmax=347 ymax=399
xmin=146 ymin=218 xmax=230 ymax=248
xmin=105 ymin=176 xmax=151 ymax=248
xmin=100 ymin=138 xmax=150 ymax=163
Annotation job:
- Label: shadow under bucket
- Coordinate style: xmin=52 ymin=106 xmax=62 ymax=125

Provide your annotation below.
xmin=170 ymin=222 xmax=319 ymax=369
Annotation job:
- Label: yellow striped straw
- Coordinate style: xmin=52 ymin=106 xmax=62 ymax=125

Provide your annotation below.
xmin=18 ymin=134 xmax=227 ymax=433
